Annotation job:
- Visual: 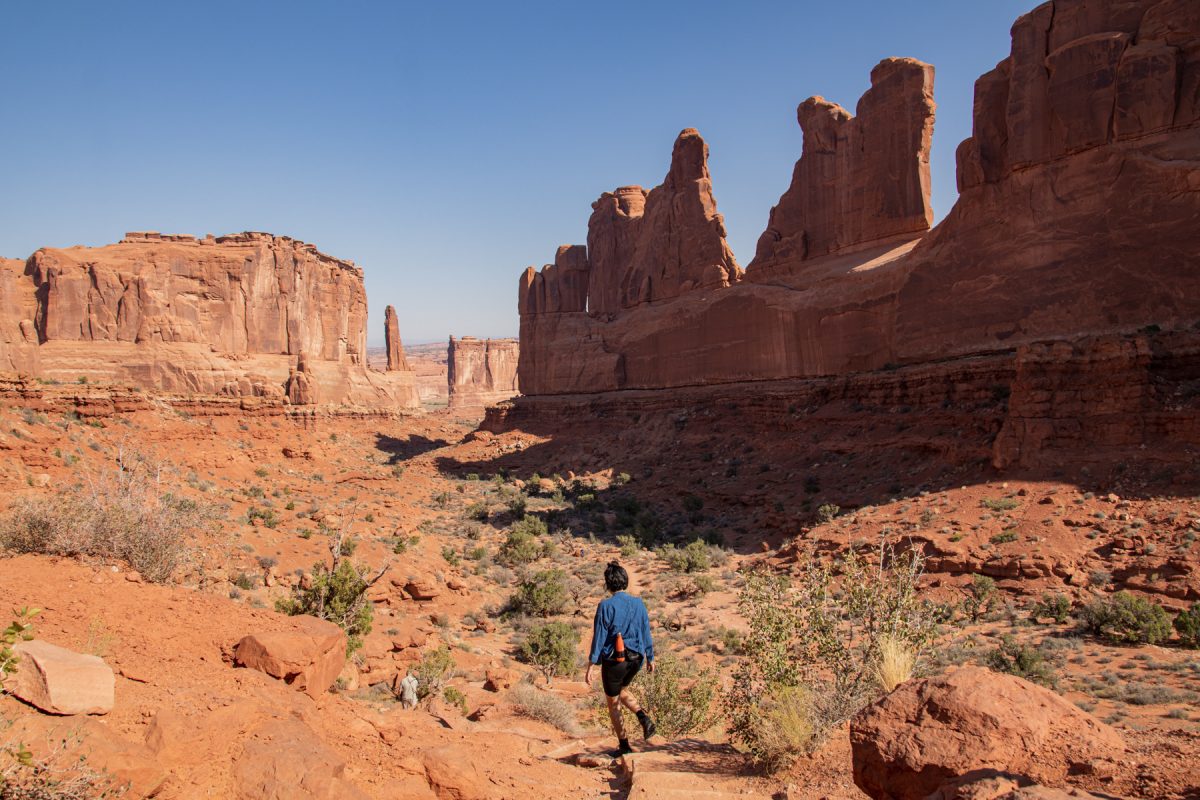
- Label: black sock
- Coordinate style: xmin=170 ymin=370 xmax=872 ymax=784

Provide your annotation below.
xmin=636 ymin=710 xmax=649 ymax=722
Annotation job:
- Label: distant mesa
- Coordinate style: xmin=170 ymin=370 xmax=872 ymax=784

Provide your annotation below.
xmin=447 ymin=336 xmax=519 ymax=410
xmin=0 ymin=231 xmax=420 ymax=410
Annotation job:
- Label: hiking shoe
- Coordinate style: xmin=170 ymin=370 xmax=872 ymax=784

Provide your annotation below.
xmin=637 ymin=711 xmax=656 ymax=740
xmin=613 ymin=739 xmax=633 ymax=758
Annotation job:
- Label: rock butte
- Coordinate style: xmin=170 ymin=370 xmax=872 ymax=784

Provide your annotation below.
xmin=0 ymin=232 xmax=420 ymax=410
xmin=509 ymin=0 xmax=1200 ymax=467
xmin=447 ymin=336 xmax=520 ymax=410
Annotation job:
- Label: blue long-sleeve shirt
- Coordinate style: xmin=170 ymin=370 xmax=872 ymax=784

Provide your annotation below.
xmin=588 ymin=591 xmax=654 ymax=665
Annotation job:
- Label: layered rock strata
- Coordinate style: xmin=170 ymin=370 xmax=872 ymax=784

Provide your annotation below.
xmin=447 ymin=336 xmax=519 ymax=410
xmin=516 ymin=0 xmax=1200 ymax=406
xmin=0 ymin=232 xmax=420 ymax=409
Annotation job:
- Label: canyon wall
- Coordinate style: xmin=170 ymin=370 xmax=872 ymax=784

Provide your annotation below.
xmin=515 ymin=0 xmax=1200 ymax=404
xmin=0 ymin=232 xmax=420 ymax=409
xmin=447 ymin=336 xmax=519 ymax=410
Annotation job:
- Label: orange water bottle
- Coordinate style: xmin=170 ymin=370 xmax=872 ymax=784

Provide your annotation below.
xmin=614 ymin=633 xmax=626 ymax=662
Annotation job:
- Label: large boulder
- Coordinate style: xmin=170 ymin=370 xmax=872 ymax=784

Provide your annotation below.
xmin=233 ymin=616 xmax=346 ymax=699
xmin=850 ymin=666 xmax=1124 ymax=800
xmin=9 ymin=640 xmax=115 ymax=715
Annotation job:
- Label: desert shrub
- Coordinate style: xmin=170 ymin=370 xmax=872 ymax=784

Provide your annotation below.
xmin=411 ymin=645 xmax=455 ymax=700
xmin=443 ymin=686 xmax=468 ymax=715
xmin=627 ymin=653 xmax=719 ymax=739
xmin=657 ymin=539 xmax=712 ymax=573
xmin=616 ymin=534 xmax=639 ymax=557
xmin=0 ymin=726 xmax=122 ymax=799
xmin=499 ymin=529 xmax=541 ymax=566
xmin=0 ymin=451 xmax=210 ymax=582
xmin=985 ymin=635 xmax=1058 ymax=688
xmin=1175 ymin=603 xmax=1200 ymax=648
xmin=276 ymin=531 xmax=379 ymax=654
xmin=518 ymin=621 xmax=579 ymax=684
xmin=816 ymin=504 xmax=840 ymax=524
xmin=964 ymin=574 xmax=997 ymax=622
xmin=1032 ymin=592 xmax=1073 ymax=624
xmin=508 ymin=682 xmax=581 ymax=735
xmin=1080 ymin=591 xmax=1172 ymax=645
xmin=506 ymin=495 xmax=527 ymax=518
xmin=511 ymin=515 xmax=549 ymax=538
xmin=981 ymin=497 xmax=1019 ymax=512
xmin=464 ymin=501 xmax=489 ymax=522
xmin=725 ymin=540 xmax=937 ymax=769
xmin=1 ymin=608 xmax=38 ymax=678
xmin=510 ymin=570 xmax=569 ymax=617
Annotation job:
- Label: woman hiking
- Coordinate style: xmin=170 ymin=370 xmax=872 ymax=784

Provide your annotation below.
xmin=585 ymin=561 xmax=657 ymax=756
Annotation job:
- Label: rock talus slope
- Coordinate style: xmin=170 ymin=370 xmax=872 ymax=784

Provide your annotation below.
xmin=0 ymin=232 xmax=420 ymax=409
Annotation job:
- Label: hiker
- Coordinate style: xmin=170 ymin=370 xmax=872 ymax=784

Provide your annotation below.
xmin=585 ymin=560 xmax=657 ymax=756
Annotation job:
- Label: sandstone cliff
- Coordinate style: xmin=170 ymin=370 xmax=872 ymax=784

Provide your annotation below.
xmin=515 ymin=0 xmax=1200 ymax=402
xmin=0 ymin=232 xmax=420 ymax=409
xmin=447 ymin=336 xmax=519 ymax=410
xmin=384 ymin=305 xmax=410 ymax=371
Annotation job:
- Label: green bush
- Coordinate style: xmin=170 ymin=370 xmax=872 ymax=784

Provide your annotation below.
xmin=518 ymin=621 xmax=579 ymax=683
xmin=1080 ymin=591 xmax=1172 ymax=645
xmin=443 ymin=686 xmax=468 ymax=715
xmin=506 ymin=495 xmax=527 ymax=518
xmin=657 ymin=539 xmax=712 ymax=573
xmin=816 ymin=504 xmax=840 ymax=524
xmin=512 ymin=515 xmax=549 ymax=538
xmin=964 ymin=575 xmax=997 ymax=622
xmin=1172 ymin=603 xmax=1200 ymax=648
xmin=411 ymin=645 xmax=455 ymax=700
xmin=616 ymin=534 xmax=639 ymax=557
xmin=510 ymin=569 xmax=569 ymax=617
xmin=1031 ymin=593 xmax=1072 ymax=624
xmin=1 ymin=608 xmax=38 ymax=677
xmin=499 ymin=529 xmax=542 ymax=566
xmin=985 ymin=635 xmax=1058 ymax=688
xmin=628 ymin=653 xmax=718 ymax=739
xmin=465 ymin=501 xmax=489 ymax=522
xmin=981 ymin=497 xmax=1019 ymax=512
xmin=276 ymin=544 xmax=374 ymax=654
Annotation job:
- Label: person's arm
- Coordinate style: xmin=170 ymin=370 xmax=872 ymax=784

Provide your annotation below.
xmin=585 ymin=604 xmax=605 ymax=685
xmin=640 ymin=600 xmax=654 ymax=667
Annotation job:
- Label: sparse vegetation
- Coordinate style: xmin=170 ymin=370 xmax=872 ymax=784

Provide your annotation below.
xmin=1032 ymin=592 xmax=1073 ymax=624
xmin=276 ymin=529 xmax=385 ymax=654
xmin=964 ymin=575 xmax=997 ymax=622
xmin=1 ymin=608 xmax=39 ymax=677
xmin=1080 ymin=591 xmax=1172 ymax=645
xmin=985 ymin=635 xmax=1058 ymax=688
xmin=508 ymin=682 xmax=580 ymax=735
xmin=0 ymin=449 xmax=209 ymax=582
xmin=725 ymin=540 xmax=937 ymax=769
xmin=657 ymin=539 xmax=714 ymax=573
xmin=1175 ymin=603 xmax=1200 ymax=648
xmin=499 ymin=528 xmax=542 ymax=566
xmin=981 ymin=497 xmax=1019 ymax=512
xmin=510 ymin=570 xmax=570 ymax=617
xmin=517 ymin=622 xmax=579 ymax=684
xmin=411 ymin=645 xmax=455 ymax=700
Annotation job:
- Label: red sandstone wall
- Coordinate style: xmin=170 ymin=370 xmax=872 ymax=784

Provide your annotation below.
xmin=515 ymin=0 xmax=1200 ymax=398
xmin=447 ymin=336 xmax=520 ymax=410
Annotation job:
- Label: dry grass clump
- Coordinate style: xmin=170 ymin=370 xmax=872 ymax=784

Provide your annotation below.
xmin=0 ymin=448 xmax=211 ymax=582
xmin=752 ymin=685 xmax=814 ymax=770
xmin=872 ymin=635 xmax=916 ymax=693
xmin=508 ymin=682 xmax=581 ymax=735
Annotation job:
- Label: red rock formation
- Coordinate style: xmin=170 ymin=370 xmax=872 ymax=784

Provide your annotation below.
xmin=515 ymin=0 xmax=1200 ymax=404
xmin=447 ymin=336 xmax=519 ymax=410
xmin=384 ymin=305 xmax=409 ymax=371
xmin=851 ymin=666 xmax=1124 ymax=800
xmin=0 ymin=233 xmax=420 ymax=409
xmin=751 ymin=58 xmax=935 ymax=275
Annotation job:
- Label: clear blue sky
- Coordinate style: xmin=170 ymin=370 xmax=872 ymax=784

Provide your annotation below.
xmin=0 ymin=1 xmax=1032 ymax=345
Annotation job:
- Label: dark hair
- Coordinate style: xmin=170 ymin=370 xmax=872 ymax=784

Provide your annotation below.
xmin=604 ymin=561 xmax=628 ymax=593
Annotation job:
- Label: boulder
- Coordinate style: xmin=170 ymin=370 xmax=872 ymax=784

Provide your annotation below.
xmin=850 ymin=667 xmax=1124 ymax=800
xmin=233 ymin=616 xmax=346 ymax=699
xmin=9 ymin=640 xmax=115 ymax=715
xmin=404 ymin=579 xmax=440 ymax=602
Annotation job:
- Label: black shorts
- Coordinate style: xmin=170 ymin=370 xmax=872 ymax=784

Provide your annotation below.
xmin=600 ymin=651 xmax=643 ymax=697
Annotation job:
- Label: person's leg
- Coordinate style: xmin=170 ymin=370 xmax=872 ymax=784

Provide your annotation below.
xmin=605 ymin=695 xmax=627 ymax=740
xmin=617 ymin=687 xmax=641 ymax=714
